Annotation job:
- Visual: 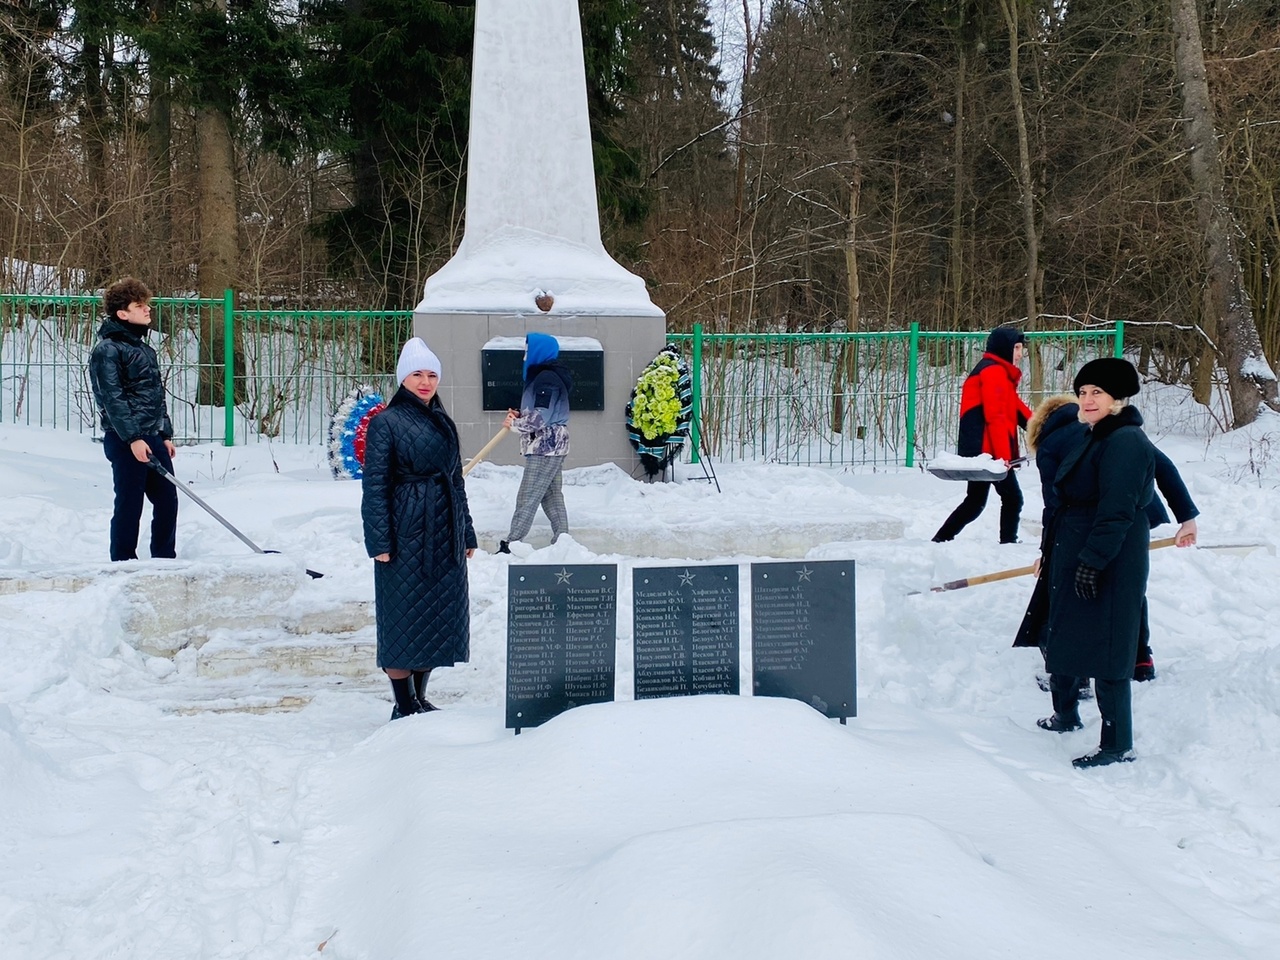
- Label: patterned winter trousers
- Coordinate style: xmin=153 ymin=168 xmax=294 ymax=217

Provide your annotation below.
xmin=506 ymin=455 xmax=568 ymax=543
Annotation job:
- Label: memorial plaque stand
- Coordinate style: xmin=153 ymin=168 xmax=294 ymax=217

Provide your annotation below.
xmin=506 ymin=564 xmax=617 ymax=732
xmin=751 ymin=561 xmax=857 ymax=722
xmin=632 ymin=566 xmax=739 ymax=699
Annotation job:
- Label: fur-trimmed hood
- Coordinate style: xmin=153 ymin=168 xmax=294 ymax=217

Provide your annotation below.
xmin=1025 ymin=393 xmax=1078 ymax=454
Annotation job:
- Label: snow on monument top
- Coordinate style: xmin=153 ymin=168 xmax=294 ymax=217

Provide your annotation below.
xmin=417 ymin=0 xmax=662 ymax=318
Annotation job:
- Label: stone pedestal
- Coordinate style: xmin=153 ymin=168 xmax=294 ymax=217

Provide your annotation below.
xmin=414 ymin=311 xmax=667 ymax=470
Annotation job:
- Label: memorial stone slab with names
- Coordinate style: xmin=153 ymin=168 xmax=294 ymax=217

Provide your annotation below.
xmin=505 ymin=564 xmax=617 ymax=731
xmin=632 ymin=565 xmax=740 ymax=699
xmin=750 ymin=560 xmax=857 ymax=721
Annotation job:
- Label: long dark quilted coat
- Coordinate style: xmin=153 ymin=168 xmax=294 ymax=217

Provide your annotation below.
xmin=1044 ymin=406 xmax=1156 ymax=681
xmin=361 ymin=388 xmax=477 ymax=670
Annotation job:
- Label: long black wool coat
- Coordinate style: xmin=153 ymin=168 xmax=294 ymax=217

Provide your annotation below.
xmin=361 ymin=388 xmax=478 ymax=670
xmin=1044 ymin=406 xmax=1156 ymax=681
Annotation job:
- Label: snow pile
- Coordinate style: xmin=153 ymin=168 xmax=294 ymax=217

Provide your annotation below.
xmin=1 ymin=415 xmax=1279 ymax=959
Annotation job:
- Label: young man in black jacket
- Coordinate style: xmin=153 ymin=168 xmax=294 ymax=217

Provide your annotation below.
xmin=88 ymin=278 xmax=179 ymax=561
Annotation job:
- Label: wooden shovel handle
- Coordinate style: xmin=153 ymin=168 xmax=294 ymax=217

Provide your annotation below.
xmin=931 ymin=536 xmax=1178 ymax=593
xmin=462 ymin=426 xmax=511 ymax=477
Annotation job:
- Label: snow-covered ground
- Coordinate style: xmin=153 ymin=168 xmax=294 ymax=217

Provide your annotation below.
xmin=2 ymin=413 xmax=1279 ymax=960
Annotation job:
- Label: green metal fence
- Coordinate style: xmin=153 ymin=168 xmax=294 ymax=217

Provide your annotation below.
xmin=0 ymin=292 xmax=411 ymax=445
xmin=672 ymin=322 xmax=1123 ymax=467
xmin=2 ymin=291 xmax=1122 ymax=466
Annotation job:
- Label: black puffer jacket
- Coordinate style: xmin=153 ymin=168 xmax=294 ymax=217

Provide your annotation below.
xmin=1044 ymin=406 xmax=1156 ymax=680
xmin=361 ymin=387 xmax=478 ymax=670
xmin=88 ymin=318 xmax=174 ymax=441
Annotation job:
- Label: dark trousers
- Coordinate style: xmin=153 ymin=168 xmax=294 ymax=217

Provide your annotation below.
xmin=1049 ymin=675 xmax=1133 ymax=753
xmin=933 ymin=471 xmax=1022 ymax=543
xmin=102 ymin=431 xmax=178 ymax=561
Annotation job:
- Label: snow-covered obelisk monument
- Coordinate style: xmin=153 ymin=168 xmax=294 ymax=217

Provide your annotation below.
xmin=414 ymin=0 xmax=666 ymax=470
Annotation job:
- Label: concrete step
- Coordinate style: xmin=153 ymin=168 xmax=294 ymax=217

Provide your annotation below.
xmin=196 ymin=631 xmax=379 ymax=681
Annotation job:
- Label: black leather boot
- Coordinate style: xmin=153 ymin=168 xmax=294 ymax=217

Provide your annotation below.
xmin=1037 ymin=674 xmax=1084 ymax=732
xmin=413 ymin=669 xmax=439 ymax=712
xmin=389 ymin=676 xmax=422 ymax=721
xmin=1073 ymin=678 xmax=1134 ymax=768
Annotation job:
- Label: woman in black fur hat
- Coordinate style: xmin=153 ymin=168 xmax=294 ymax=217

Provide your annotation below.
xmin=1041 ymin=358 xmax=1156 ymax=768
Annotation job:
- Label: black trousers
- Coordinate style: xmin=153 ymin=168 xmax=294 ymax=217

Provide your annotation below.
xmin=933 ymin=471 xmax=1023 ymax=543
xmin=102 ymin=431 xmax=178 ymax=561
xmin=1049 ymin=675 xmax=1133 ymax=753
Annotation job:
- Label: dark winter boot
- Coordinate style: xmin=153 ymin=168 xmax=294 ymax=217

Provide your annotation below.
xmin=389 ymin=676 xmax=422 ymax=721
xmin=1037 ymin=674 xmax=1084 ymax=732
xmin=412 ymin=669 xmax=439 ymax=712
xmin=497 ymin=540 xmax=512 ymax=554
xmin=1074 ymin=678 xmax=1134 ymax=768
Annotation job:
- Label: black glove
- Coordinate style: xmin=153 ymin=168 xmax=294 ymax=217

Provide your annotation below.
xmin=1074 ymin=563 xmax=1101 ymax=600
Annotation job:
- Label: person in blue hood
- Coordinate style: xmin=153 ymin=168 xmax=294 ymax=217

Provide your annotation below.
xmin=499 ymin=332 xmax=574 ymax=552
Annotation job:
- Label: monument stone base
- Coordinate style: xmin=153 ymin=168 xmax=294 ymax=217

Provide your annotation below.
xmin=414 ymin=311 xmax=667 ymax=471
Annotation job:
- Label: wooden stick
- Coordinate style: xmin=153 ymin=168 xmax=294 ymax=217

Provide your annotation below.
xmin=462 ymin=426 xmax=511 ymax=477
xmin=929 ymin=536 xmax=1178 ymax=593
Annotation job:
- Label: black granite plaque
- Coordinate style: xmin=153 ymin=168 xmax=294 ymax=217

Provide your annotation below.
xmin=481 ymin=349 xmax=605 ymax=411
xmin=751 ymin=561 xmax=856 ymax=720
xmin=632 ymin=565 xmax=740 ymax=700
xmin=506 ymin=564 xmax=617 ymax=731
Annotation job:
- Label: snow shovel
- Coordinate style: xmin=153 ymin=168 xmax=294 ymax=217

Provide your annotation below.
xmin=918 ymin=535 xmax=1178 ymax=594
xmin=926 ymin=455 xmax=1029 ymax=482
xmin=146 ymin=456 xmax=324 ymax=579
xmin=462 ymin=426 xmax=511 ymax=477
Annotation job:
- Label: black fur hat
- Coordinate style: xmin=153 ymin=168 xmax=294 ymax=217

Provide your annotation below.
xmin=985 ymin=325 xmax=1026 ymax=362
xmin=1072 ymin=357 xmax=1140 ymax=399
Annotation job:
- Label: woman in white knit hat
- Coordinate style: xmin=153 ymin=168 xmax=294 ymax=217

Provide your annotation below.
xmin=361 ymin=338 xmax=477 ymax=720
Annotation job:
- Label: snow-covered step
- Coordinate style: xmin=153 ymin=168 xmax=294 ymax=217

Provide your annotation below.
xmin=196 ymin=631 xmax=380 ymax=681
xmin=474 ymin=515 xmax=904 ymax=559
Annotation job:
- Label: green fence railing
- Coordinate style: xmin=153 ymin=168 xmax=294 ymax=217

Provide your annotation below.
xmin=2 ymin=290 xmax=1123 ymax=466
xmin=670 ymin=322 xmax=1123 ymax=467
xmin=0 ymin=292 xmax=413 ymax=446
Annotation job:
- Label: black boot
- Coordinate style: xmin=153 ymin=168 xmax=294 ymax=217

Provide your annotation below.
xmin=412 ymin=669 xmax=439 ymax=712
xmin=1074 ymin=678 xmax=1134 ymax=768
xmin=497 ymin=540 xmax=512 ymax=554
xmin=1038 ymin=674 xmax=1084 ymax=732
xmin=389 ymin=676 xmax=422 ymax=721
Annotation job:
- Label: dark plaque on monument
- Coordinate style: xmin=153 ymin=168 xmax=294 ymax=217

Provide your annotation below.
xmin=481 ymin=349 xmax=605 ymax=411
xmin=750 ymin=560 xmax=856 ymax=721
xmin=632 ymin=565 xmax=740 ymax=700
xmin=505 ymin=564 xmax=617 ymax=732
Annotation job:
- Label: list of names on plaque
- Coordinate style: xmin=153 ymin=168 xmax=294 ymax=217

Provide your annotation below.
xmin=506 ymin=564 xmax=617 ymax=730
xmin=751 ymin=560 xmax=856 ymax=720
xmin=632 ymin=565 xmax=739 ymax=699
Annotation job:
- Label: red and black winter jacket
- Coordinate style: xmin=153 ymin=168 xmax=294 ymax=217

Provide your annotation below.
xmin=955 ymin=353 xmax=1033 ymax=462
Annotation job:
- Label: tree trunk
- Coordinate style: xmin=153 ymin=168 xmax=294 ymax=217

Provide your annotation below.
xmin=78 ymin=35 xmax=111 ymax=288
xmin=147 ymin=0 xmax=173 ymax=290
xmin=1171 ymin=0 xmax=1279 ymax=424
xmin=950 ymin=42 xmax=967 ymax=330
xmin=998 ymin=0 xmax=1040 ymax=334
xmin=195 ymin=0 xmax=244 ymax=407
xmin=832 ymin=115 xmax=863 ymax=434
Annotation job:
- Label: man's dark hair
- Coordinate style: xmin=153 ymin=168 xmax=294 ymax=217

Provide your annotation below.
xmin=104 ymin=278 xmax=152 ymax=320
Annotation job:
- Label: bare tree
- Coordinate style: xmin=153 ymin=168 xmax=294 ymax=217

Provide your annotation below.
xmin=1171 ymin=0 xmax=1278 ymax=424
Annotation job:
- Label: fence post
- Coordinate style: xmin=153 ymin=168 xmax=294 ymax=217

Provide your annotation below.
xmin=904 ymin=322 xmax=920 ymax=467
xmin=223 ymin=288 xmax=235 ymax=446
xmin=690 ymin=323 xmax=703 ymax=464
xmin=1113 ymin=320 xmax=1125 ymax=358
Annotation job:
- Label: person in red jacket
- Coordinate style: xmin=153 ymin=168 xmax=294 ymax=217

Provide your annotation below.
xmin=932 ymin=326 xmax=1033 ymax=544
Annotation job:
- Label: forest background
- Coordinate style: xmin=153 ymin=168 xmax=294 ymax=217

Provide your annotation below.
xmin=3 ymin=0 xmax=1280 ymax=426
